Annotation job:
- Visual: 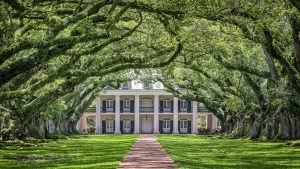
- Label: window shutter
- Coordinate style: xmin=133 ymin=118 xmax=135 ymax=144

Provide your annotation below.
xmin=102 ymin=120 xmax=106 ymax=133
xmin=131 ymin=121 xmax=134 ymax=133
xmin=159 ymin=100 xmax=163 ymax=112
xmin=113 ymin=120 xmax=115 ymax=131
xmin=188 ymin=121 xmax=192 ymax=133
xmin=170 ymin=121 xmax=173 ymax=133
xmin=130 ymin=100 xmax=134 ymax=113
xmin=159 ymin=121 xmax=163 ymax=133
xmin=120 ymin=100 xmax=123 ymax=112
xmin=178 ymin=100 xmax=180 ymax=112
xmin=120 ymin=121 xmax=123 ymax=133
xmin=187 ymin=101 xmax=192 ymax=112
xmin=171 ymin=101 xmax=174 ymax=112
xmin=113 ymin=100 xmax=116 ymax=112
xmin=102 ymin=100 xmax=106 ymax=112
xmin=178 ymin=120 xmax=180 ymax=133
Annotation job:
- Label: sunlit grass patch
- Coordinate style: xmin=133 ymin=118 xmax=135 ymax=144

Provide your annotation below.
xmin=156 ymin=134 xmax=300 ymax=169
xmin=0 ymin=134 xmax=138 ymax=169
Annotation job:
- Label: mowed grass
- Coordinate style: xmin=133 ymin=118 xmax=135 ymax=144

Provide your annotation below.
xmin=156 ymin=134 xmax=300 ymax=169
xmin=0 ymin=135 xmax=138 ymax=169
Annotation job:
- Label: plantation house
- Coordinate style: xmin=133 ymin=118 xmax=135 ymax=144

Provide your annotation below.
xmin=77 ymin=80 xmax=218 ymax=134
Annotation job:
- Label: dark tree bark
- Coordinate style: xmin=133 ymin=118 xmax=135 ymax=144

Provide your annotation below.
xmin=249 ymin=115 xmax=261 ymax=139
xmin=263 ymin=29 xmax=300 ymax=93
xmin=279 ymin=110 xmax=293 ymax=139
xmin=290 ymin=16 xmax=300 ymax=73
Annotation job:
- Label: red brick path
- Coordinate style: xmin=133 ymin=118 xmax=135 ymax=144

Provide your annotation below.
xmin=118 ymin=134 xmax=178 ymax=169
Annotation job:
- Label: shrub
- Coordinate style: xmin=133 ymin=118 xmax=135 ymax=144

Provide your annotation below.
xmin=87 ymin=126 xmax=96 ymax=133
xmin=46 ymin=132 xmax=66 ymax=139
xmin=212 ymin=128 xmax=222 ymax=134
xmin=198 ymin=128 xmax=210 ymax=134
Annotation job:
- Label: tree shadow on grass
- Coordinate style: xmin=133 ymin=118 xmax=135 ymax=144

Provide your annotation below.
xmin=0 ymin=135 xmax=138 ymax=169
xmin=156 ymin=135 xmax=300 ymax=169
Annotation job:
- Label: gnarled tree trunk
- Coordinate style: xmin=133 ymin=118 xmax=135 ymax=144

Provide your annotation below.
xmin=249 ymin=115 xmax=261 ymax=139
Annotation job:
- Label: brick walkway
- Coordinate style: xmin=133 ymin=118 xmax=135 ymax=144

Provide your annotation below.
xmin=118 ymin=134 xmax=178 ymax=169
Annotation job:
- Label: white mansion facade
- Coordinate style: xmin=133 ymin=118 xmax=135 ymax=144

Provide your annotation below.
xmin=76 ymin=80 xmax=218 ymax=134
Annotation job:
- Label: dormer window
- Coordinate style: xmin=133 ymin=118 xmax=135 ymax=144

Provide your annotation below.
xmin=143 ymin=82 xmax=150 ymax=89
xmin=121 ymin=82 xmax=129 ymax=89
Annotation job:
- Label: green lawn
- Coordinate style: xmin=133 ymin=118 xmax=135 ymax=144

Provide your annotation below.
xmin=156 ymin=134 xmax=300 ymax=169
xmin=1 ymin=134 xmax=299 ymax=169
xmin=0 ymin=135 xmax=138 ymax=169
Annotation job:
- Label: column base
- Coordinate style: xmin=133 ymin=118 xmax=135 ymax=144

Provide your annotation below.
xmin=172 ymin=131 xmax=179 ymax=134
xmin=134 ymin=131 xmax=139 ymax=134
xmin=114 ymin=131 xmax=121 ymax=134
xmin=192 ymin=131 xmax=198 ymax=134
xmin=154 ymin=131 xmax=160 ymax=134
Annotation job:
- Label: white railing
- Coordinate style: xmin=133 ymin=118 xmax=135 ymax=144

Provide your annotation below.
xmin=140 ymin=107 xmax=154 ymax=112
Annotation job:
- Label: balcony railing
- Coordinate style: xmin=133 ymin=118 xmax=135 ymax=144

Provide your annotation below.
xmin=121 ymin=107 xmax=134 ymax=113
xmin=160 ymin=107 xmax=172 ymax=113
xmin=140 ymin=107 xmax=154 ymax=112
xmin=85 ymin=106 xmax=209 ymax=114
xmin=102 ymin=107 xmax=114 ymax=112
xmin=179 ymin=107 xmax=192 ymax=113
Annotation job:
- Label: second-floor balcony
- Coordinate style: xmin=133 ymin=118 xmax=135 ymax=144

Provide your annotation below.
xmin=86 ymin=106 xmax=209 ymax=114
xmin=179 ymin=107 xmax=192 ymax=113
xmin=102 ymin=107 xmax=114 ymax=113
xmin=140 ymin=107 xmax=154 ymax=113
xmin=160 ymin=107 xmax=173 ymax=113
xmin=121 ymin=107 xmax=134 ymax=113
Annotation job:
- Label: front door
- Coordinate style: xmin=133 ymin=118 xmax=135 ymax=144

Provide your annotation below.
xmin=106 ymin=120 xmax=114 ymax=133
xmin=123 ymin=120 xmax=131 ymax=133
xmin=141 ymin=119 xmax=153 ymax=133
xmin=162 ymin=120 xmax=171 ymax=133
xmin=179 ymin=120 xmax=188 ymax=133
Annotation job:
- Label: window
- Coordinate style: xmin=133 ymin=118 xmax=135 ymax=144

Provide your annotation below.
xmin=106 ymin=100 xmax=114 ymax=107
xmin=123 ymin=100 xmax=131 ymax=108
xmin=143 ymin=82 xmax=150 ymax=89
xmin=163 ymin=120 xmax=170 ymax=128
xmin=163 ymin=100 xmax=171 ymax=108
xmin=180 ymin=120 xmax=188 ymax=128
xmin=121 ymin=82 xmax=129 ymax=89
xmin=106 ymin=120 xmax=114 ymax=128
xmin=180 ymin=100 xmax=188 ymax=108
xmin=141 ymin=99 xmax=153 ymax=107
xmin=123 ymin=120 xmax=131 ymax=129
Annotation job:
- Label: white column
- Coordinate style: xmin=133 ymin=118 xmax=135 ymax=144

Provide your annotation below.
xmin=154 ymin=95 xmax=159 ymax=134
xmin=114 ymin=95 xmax=121 ymax=134
xmin=95 ymin=96 xmax=102 ymax=134
xmin=212 ymin=114 xmax=218 ymax=131
xmin=192 ymin=101 xmax=198 ymax=134
xmin=134 ymin=95 xmax=140 ymax=134
xmin=173 ymin=97 xmax=179 ymax=134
